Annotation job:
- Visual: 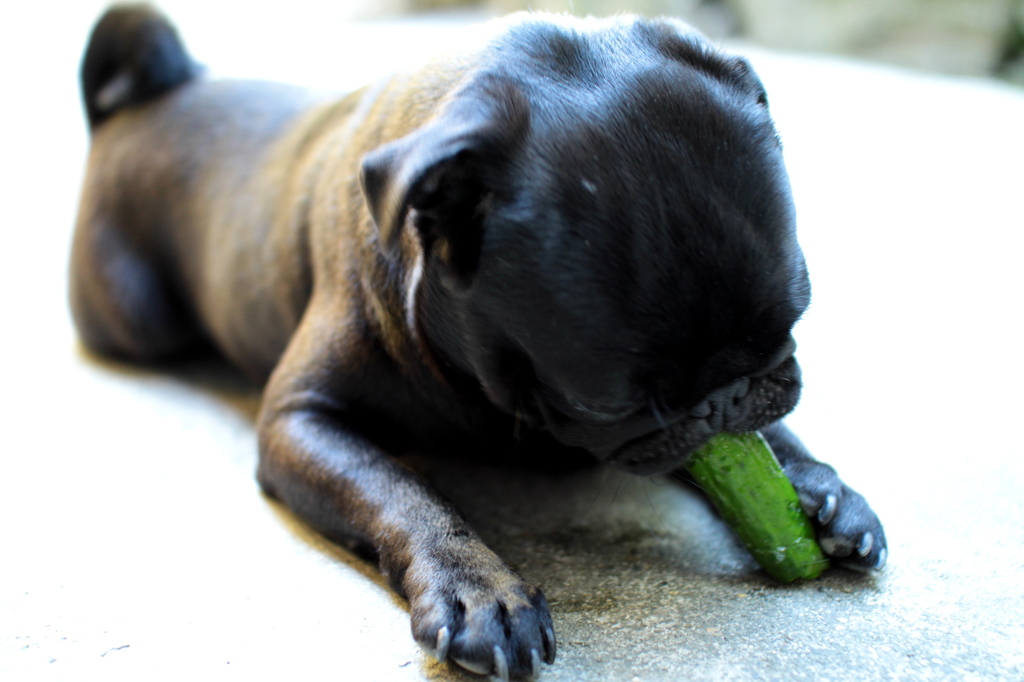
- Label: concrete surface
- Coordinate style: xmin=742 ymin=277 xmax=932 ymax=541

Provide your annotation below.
xmin=2 ymin=2 xmax=1023 ymax=681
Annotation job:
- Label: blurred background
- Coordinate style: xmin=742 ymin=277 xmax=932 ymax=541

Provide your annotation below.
xmin=12 ymin=0 xmax=1021 ymax=92
xmin=258 ymin=0 xmax=1024 ymax=84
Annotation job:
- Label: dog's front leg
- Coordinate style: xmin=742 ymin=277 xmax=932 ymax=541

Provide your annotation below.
xmin=255 ymin=312 xmax=554 ymax=680
xmin=761 ymin=422 xmax=887 ymax=571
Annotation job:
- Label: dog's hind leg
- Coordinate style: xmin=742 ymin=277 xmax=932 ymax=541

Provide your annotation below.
xmin=68 ymin=208 xmax=203 ymax=362
xmin=69 ymin=5 xmax=204 ymax=362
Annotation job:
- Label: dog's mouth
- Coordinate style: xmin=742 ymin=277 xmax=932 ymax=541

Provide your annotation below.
xmin=606 ymin=415 xmax=719 ymax=476
xmin=479 ymin=338 xmax=803 ymax=475
xmin=552 ymin=355 xmax=803 ymax=476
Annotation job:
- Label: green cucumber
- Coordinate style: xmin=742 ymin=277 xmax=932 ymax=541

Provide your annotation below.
xmin=684 ymin=432 xmax=829 ymax=582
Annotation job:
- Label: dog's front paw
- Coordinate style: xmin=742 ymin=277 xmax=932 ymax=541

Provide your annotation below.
xmin=783 ymin=460 xmax=888 ymax=572
xmin=406 ymin=548 xmax=555 ymax=680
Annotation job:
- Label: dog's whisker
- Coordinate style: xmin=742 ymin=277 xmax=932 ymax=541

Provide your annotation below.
xmin=609 ymin=471 xmax=626 ymax=507
xmin=641 ymin=478 xmax=672 ymax=536
xmin=532 ymin=389 xmax=556 ymax=431
xmin=581 ymin=465 xmax=609 ymax=520
xmin=649 ymin=394 xmax=667 ymax=429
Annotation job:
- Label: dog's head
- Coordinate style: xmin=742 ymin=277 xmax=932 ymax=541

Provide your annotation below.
xmin=361 ymin=15 xmax=810 ymax=474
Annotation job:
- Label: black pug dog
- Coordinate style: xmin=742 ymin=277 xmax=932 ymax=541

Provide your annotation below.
xmin=71 ymin=5 xmax=886 ymax=679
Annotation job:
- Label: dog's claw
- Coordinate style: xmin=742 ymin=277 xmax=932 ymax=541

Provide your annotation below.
xmin=542 ymin=626 xmax=557 ymax=663
xmin=435 ymin=626 xmax=450 ymax=663
xmin=858 ymin=532 xmax=874 ymax=557
xmin=817 ymin=494 xmax=838 ymax=525
xmin=493 ymin=645 xmax=509 ymax=682
xmin=875 ymin=547 xmax=888 ymax=569
xmin=531 ymin=648 xmax=542 ymax=679
xmin=453 ymin=657 xmax=490 ymax=675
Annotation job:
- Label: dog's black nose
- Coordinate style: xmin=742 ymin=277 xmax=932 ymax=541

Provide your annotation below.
xmin=689 ymin=376 xmax=757 ymax=432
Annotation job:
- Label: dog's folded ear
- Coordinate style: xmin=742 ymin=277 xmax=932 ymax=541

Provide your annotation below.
xmin=360 ymin=78 xmax=529 ymax=284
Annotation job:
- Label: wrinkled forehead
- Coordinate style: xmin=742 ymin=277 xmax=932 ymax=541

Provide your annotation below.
xmin=489 ymin=105 xmax=798 ymax=324
xmin=465 ymin=14 xmax=806 ymax=390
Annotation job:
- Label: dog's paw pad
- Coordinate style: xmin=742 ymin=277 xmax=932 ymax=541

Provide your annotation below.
xmin=432 ymin=625 xmax=451 ymax=663
xmin=816 ymin=493 xmax=838 ymax=524
xmin=493 ymin=645 xmax=510 ymax=681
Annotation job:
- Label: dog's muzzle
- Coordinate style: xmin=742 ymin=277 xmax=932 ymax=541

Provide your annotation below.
xmin=605 ymin=355 xmax=803 ymax=475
